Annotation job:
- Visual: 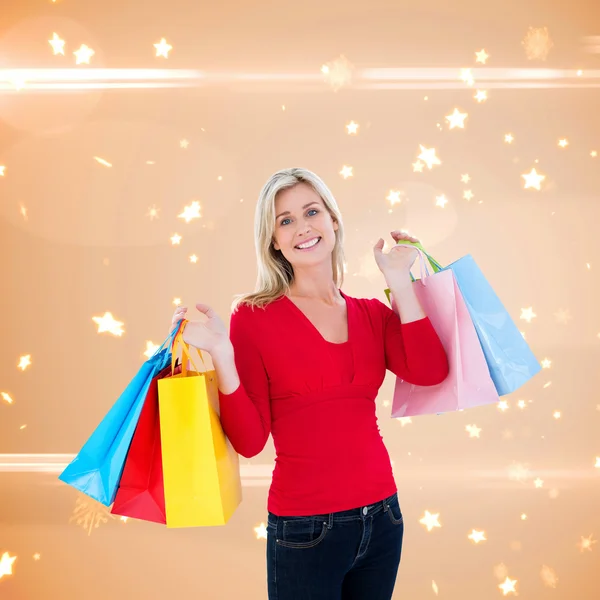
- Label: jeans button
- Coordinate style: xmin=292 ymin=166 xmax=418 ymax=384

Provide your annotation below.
xmin=362 ymin=507 xmax=368 ymax=515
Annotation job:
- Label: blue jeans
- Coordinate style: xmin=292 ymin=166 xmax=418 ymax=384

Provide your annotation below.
xmin=266 ymin=492 xmax=404 ymax=600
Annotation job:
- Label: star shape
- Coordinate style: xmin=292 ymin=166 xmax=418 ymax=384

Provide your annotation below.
xmin=594 ymin=457 xmax=600 ymax=468
xmin=466 ymin=424 xmax=481 ymax=438
xmin=17 ymin=354 xmax=31 ymax=370
xmin=435 ymin=194 xmax=448 ymax=208
xmin=178 ymin=201 xmax=202 ymax=223
xmin=387 ymin=190 xmax=403 ymax=207
xmin=419 ymin=510 xmax=441 ymax=532
xmin=417 ymin=145 xmax=441 ymax=169
xmin=48 ymin=32 xmax=65 ymax=55
xmin=412 ymin=160 xmax=424 ymax=173
xmin=170 ymin=233 xmax=182 ymax=245
xmin=498 ymin=576 xmax=518 ymax=595
xmin=520 ymin=307 xmax=536 ymax=322
xmin=475 ymin=49 xmax=489 ymax=64
xmin=73 ymin=44 xmax=95 ymax=65
xmin=474 ymin=90 xmax=488 ymax=102
xmin=0 ymin=552 xmax=17 ymax=579
xmin=460 ymin=173 xmax=470 ymax=183
xmin=154 ymin=38 xmax=173 ymax=58
xmin=541 ymin=358 xmax=552 ymax=368
xmin=254 ymin=522 xmax=268 ymax=540
xmin=468 ymin=529 xmax=486 ymax=543
xmin=522 ymin=168 xmax=545 ymax=190
xmin=143 ymin=341 xmax=161 ymax=359
xmin=505 ymin=133 xmax=514 ymax=143
xmin=463 ymin=190 xmax=474 ymax=201
xmin=445 ymin=108 xmax=468 ymax=129
xmin=0 ymin=166 xmax=5 ymax=176
xmin=340 ymin=165 xmax=353 ymax=179
xmin=558 ymin=138 xmax=568 ymax=148
xmin=346 ymin=121 xmax=359 ymax=134
xmin=92 ymin=312 xmax=125 ymax=336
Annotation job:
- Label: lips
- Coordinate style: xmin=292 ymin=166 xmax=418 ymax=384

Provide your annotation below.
xmin=295 ymin=236 xmax=321 ymax=249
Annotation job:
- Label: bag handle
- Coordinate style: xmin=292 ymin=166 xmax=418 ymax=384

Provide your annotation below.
xmin=170 ymin=319 xmax=208 ymax=376
xmin=383 ymin=240 xmax=442 ymax=304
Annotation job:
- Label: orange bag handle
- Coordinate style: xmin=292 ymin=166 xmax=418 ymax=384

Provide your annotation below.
xmin=170 ymin=319 xmax=208 ymax=376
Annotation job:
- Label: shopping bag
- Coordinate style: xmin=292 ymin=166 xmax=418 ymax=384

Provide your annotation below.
xmin=157 ymin=322 xmax=242 ymax=527
xmin=110 ymin=360 xmax=182 ymax=524
xmin=388 ymin=249 xmax=500 ymax=417
xmin=385 ymin=243 xmax=541 ymax=396
xmin=58 ymin=325 xmax=181 ymax=506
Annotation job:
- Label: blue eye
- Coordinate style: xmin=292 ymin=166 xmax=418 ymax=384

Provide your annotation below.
xmin=280 ymin=208 xmax=319 ymax=226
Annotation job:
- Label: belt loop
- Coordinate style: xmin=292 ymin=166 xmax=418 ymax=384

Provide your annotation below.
xmin=327 ymin=512 xmax=333 ymax=529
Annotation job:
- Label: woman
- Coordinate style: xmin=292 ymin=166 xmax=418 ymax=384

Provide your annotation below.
xmin=170 ymin=167 xmax=449 ymax=600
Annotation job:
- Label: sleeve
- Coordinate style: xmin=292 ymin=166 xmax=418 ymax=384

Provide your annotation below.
xmin=217 ymin=306 xmax=272 ymax=459
xmin=373 ymin=298 xmax=449 ymax=386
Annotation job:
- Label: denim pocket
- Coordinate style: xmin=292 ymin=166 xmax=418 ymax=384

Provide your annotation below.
xmin=385 ymin=497 xmax=403 ymax=526
xmin=277 ymin=518 xmax=329 ymax=549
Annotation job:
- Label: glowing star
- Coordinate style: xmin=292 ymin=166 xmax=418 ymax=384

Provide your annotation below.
xmin=578 ymin=534 xmax=597 ymax=552
xmin=387 ymin=190 xmax=403 ymax=207
xmin=254 ymin=522 xmax=268 ymax=540
xmin=499 ymin=576 xmax=518 ymax=595
xmin=541 ymin=358 xmax=552 ymax=368
xmin=170 ymin=233 xmax=182 ymax=245
xmin=73 ymin=44 xmax=95 ymax=65
xmin=180 ymin=139 xmax=189 ymax=149
xmin=463 ymin=190 xmax=474 ymax=201
xmin=475 ymin=49 xmax=489 ymax=64
xmin=419 ymin=511 xmax=441 ymax=532
xmin=1 ymin=392 xmax=14 ymax=405
xmin=534 ymin=477 xmax=544 ymax=488
xmin=474 ymin=90 xmax=488 ymax=102
xmin=412 ymin=160 xmax=424 ymax=173
xmin=346 ymin=121 xmax=359 ymax=135
xmin=154 ymin=38 xmax=173 ymax=58
xmin=468 ymin=529 xmax=487 ymax=543
xmin=143 ymin=341 xmax=161 ymax=359
xmin=147 ymin=205 xmax=160 ymax=220
xmin=178 ymin=201 xmax=202 ymax=223
xmin=558 ymin=138 xmax=568 ymax=148
xmin=498 ymin=400 xmax=509 ymax=411
xmin=445 ymin=108 xmax=468 ymax=129
xmin=17 ymin=355 xmax=31 ymax=371
xmin=592 ymin=151 xmax=598 ymax=157
xmin=594 ymin=457 xmax=600 ymax=468
xmin=33 ymin=553 xmax=41 ymax=560
xmin=460 ymin=173 xmax=470 ymax=183
xmin=173 ymin=298 xmax=182 ymax=306
xmin=466 ymin=424 xmax=482 ymax=438
xmin=460 ymin=68 xmax=474 ymax=85
xmin=417 ymin=145 xmax=441 ymax=169
xmin=92 ymin=312 xmax=125 ymax=336
xmin=517 ymin=399 xmax=527 ymax=409
xmin=0 ymin=552 xmax=17 ymax=580
xmin=48 ymin=32 xmax=65 ymax=55
xmin=189 ymin=254 xmax=198 ymax=263
xmin=0 ymin=166 xmax=5 ymax=176
xmin=522 ymin=26 xmax=554 ymax=61
xmin=553 ymin=410 xmax=561 ymax=419
xmin=396 ymin=417 xmax=412 ymax=427
xmin=505 ymin=133 xmax=514 ymax=143
xmin=340 ymin=165 xmax=353 ymax=179
xmin=435 ymin=194 xmax=448 ymax=208
xmin=520 ymin=307 xmax=536 ymax=323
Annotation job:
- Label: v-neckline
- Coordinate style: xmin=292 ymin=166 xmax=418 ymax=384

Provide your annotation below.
xmin=283 ymin=289 xmax=351 ymax=346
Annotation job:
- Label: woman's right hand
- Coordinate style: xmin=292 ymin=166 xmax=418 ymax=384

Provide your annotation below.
xmin=169 ymin=303 xmax=231 ymax=355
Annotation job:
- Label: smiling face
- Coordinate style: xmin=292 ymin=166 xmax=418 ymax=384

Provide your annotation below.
xmin=272 ymin=182 xmax=339 ymax=267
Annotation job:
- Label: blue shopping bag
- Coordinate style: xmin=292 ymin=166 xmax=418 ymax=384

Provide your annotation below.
xmin=58 ymin=324 xmax=181 ymax=506
xmin=385 ymin=242 xmax=541 ymax=396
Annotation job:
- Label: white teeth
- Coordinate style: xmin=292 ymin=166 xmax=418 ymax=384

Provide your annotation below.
xmin=296 ymin=237 xmax=320 ymax=249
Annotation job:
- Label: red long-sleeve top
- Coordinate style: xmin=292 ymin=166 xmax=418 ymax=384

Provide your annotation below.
xmin=218 ymin=289 xmax=448 ymax=516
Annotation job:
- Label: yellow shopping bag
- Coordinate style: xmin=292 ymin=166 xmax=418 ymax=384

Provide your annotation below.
xmin=157 ymin=320 xmax=242 ymax=527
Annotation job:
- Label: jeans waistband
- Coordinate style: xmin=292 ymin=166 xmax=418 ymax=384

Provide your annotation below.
xmin=268 ymin=492 xmax=398 ymax=527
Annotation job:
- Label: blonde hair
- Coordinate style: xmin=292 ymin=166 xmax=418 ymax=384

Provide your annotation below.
xmin=231 ymin=167 xmax=346 ymax=312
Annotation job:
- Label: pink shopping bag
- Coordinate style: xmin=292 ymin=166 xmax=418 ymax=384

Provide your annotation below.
xmin=391 ymin=252 xmax=500 ymax=417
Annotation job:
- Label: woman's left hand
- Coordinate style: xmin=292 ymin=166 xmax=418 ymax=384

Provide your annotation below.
xmin=373 ymin=230 xmax=421 ymax=276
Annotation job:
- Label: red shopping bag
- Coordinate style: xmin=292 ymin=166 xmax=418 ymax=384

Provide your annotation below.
xmin=111 ymin=361 xmax=182 ymax=524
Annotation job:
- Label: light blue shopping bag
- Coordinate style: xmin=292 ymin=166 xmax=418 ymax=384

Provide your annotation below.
xmin=385 ymin=242 xmax=541 ymax=396
xmin=58 ymin=324 xmax=181 ymax=506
